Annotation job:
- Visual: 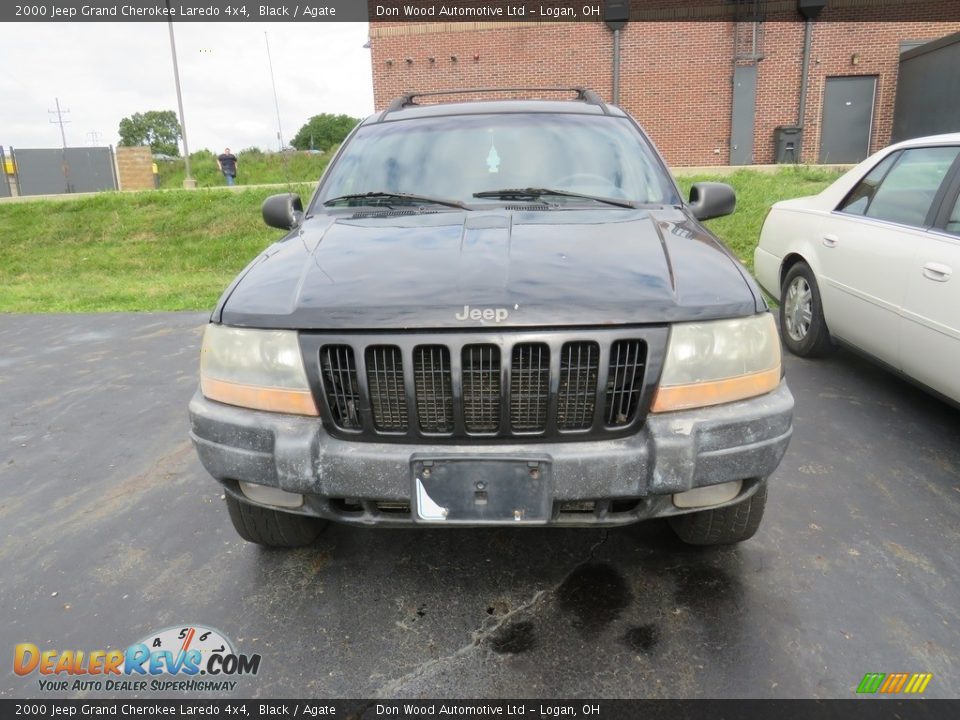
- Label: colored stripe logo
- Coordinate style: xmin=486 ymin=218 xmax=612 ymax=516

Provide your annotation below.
xmin=857 ymin=673 xmax=932 ymax=694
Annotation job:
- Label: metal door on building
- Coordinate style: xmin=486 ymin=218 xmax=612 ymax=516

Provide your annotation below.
xmin=819 ymin=76 xmax=877 ymax=164
xmin=893 ymin=33 xmax=960 ymax=143
xmin=730 ymin=65 xmax=757 ymax=166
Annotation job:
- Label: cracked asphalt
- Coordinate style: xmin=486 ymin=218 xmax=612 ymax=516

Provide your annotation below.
xmin=2 ymin=312 xmax=959 ymax=699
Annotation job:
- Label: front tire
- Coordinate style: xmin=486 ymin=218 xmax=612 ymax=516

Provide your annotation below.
xmin=668 ymin=483 xmax=767 ymax=546
xmin=225 ymin=494 xmax=327 ymax=547
xmin=780 ymin=261 xmax=833 ymax=357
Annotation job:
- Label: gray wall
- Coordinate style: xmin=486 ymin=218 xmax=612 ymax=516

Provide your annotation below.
xmin=11 ymin=147 xmax=117 ymax=196
xmin=892 ymin=32 xmax=960 ymax=143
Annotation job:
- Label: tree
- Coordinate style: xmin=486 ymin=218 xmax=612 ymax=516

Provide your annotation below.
xmin=118 ymin=110 xmax=182 ymax=156
xmin=291 ymin=113 xmax=360 ymax=152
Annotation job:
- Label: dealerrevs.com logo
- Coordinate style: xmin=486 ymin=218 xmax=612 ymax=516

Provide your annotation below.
xmin=14 ymin=624 xmax=261 ymax=693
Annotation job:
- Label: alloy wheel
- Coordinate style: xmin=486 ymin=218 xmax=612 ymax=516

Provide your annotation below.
xmin=784 ymin=276 xmax=813 ymax=342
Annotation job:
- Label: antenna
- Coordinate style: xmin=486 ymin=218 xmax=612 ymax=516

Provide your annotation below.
xmin=264 ymin=32 xmax=285 ymax=151
xmin=49 ymin=97 xmax=71 ymax=147
xmin=264 ymin=31 xmax=296 ymax=202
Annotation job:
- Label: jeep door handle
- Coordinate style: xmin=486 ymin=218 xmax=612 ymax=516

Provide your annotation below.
xmin=922 ymin=262 xmax=952 ymax=282
xmin=822 ymin=234 xmax=839 ymax=248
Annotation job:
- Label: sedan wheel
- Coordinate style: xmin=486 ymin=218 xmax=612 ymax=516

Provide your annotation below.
xmin=783 ymin=276 xmax=813 ymax=342
xmin=779 ymin=261 xmax=833 ymax=357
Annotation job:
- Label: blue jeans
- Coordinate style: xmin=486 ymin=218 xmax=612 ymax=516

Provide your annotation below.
xmin=225 ymin=173 xmax=235 ymax=186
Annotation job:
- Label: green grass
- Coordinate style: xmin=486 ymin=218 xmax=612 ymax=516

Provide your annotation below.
xmin=0 ymin=185 xmax=315 ymax=312
xmin=156 ymin=148 xmax=333 ymax=189
xmin=0 ymin=168 xmax=844 ymax=313
xmin=677 ymin=165 xmax=842 ymax=272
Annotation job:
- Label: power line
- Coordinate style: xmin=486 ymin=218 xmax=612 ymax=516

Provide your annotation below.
xmin=48 ymin=97 xmax=71 ymax=147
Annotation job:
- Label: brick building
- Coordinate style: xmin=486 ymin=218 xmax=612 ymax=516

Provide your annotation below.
xmin=369 ymin=0 xmax=960 ymax=166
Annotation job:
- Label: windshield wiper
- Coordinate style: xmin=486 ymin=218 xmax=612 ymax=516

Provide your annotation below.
xmin=323 ymin=191 xmax=469 ymax=210
xmin=472 ymin=187 xmax=636 ymax=209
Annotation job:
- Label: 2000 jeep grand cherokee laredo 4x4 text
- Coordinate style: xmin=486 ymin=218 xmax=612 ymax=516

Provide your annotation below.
xmin=188 ymin=88 xmax=794 ymax=548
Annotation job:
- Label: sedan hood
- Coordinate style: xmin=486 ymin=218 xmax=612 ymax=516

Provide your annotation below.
xmin=218 ymin=208 xmax=760 ymax=330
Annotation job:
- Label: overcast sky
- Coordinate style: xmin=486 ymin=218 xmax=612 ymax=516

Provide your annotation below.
xmin=1 ymin=22 xmax=375 ymax=154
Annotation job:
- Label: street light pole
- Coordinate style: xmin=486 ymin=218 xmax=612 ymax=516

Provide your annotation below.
xmin=166 ymin=0 xmax=196 ymax=188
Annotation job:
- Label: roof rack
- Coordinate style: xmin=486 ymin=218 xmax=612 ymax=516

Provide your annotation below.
xmin=379 ymin=87 xmax=610 ymax=119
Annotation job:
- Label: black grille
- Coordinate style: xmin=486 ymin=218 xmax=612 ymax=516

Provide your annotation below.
xmin=365 ymin=345 xmax=408 ymax=431
xmin=462 ymin=345 xmax=501 ymax=432
xmin=604 ymin=340 xmax=646 ymax=426
xmin=510 ymin=343 xmax=549 ymax=432
xmin=319 ymin=345 xmax=360 ymax=429
xmin=308 ymin=332 xmax=654 ymax=442
xmin=557 ymin=342 xmax=600 ymax=430
xmin=414 ymin=345 xmax=454 ymax=433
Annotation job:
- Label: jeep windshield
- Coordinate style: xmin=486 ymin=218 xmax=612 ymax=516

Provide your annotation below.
xmin=314 ymin=113 xmax=681 ymax=210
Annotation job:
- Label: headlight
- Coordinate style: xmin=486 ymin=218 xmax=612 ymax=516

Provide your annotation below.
xmin=651 ymin=313 xmax=781 ymax=413
xmin=200 ymin=325 xmax=318 ymax=416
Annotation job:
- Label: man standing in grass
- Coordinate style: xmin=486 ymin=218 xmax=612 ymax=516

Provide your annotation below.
xmin=217 ymin=148 xmax=238 ymax=186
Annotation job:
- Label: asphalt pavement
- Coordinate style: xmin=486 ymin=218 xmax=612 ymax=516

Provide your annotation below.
xmin=1 ymin=312 xmax=958 ymax=699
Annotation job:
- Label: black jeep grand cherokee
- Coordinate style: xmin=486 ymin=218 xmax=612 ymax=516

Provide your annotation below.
xmin=188 ymin=89 xmax=793 ymax=547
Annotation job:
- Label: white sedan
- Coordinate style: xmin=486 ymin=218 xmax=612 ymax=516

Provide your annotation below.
xmin=755 ymin=133 xmax=960 ymax=405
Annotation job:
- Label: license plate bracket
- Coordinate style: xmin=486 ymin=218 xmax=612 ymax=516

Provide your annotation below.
xmin=411 ymin=456 xmax=552 ymax=524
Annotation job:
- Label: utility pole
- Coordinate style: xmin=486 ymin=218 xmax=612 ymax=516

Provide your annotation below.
xmin=265 ymin=32 xmax=285 ymax=151
xmin=166 ymin=0 xmax=196 ymax=189
xmin=87 ymin=130 xmax=103 ymax=146
xmin=48 ymin=98 xmax=71 ymax=147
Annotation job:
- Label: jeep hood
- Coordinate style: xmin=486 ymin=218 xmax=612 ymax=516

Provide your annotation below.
xmin=217 ymin=208 xmax=761 ymax=330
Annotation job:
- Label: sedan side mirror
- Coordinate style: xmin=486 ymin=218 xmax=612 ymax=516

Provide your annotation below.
xmin=262 ymin=193 xmax=304 ymax=230
xmin=688 ymin=182 xmax=736 ymax=221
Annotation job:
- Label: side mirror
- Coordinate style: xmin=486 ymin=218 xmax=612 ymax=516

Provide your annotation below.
xmin=688 ymin=182 xmax=736 ymax=221
xmin=262 ymin=193 xmax=304 ymax=230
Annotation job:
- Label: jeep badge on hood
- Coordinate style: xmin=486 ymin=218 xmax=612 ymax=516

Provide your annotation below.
xmin=455 ymin=305 xmax=509 ymax=323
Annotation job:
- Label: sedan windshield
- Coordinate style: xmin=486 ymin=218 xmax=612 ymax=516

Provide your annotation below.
xmin=315 ymin=112 xmax=680 ymax=209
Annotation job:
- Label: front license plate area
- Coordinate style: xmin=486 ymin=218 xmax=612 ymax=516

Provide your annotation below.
xmin=411 ymin=457 xmax=552 ymax=524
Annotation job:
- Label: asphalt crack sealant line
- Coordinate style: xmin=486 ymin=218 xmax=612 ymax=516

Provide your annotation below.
xmin=373 ymin=588 xmax=550 ymax=698
xmin=372 ymin=533 xmax=611 ymax=697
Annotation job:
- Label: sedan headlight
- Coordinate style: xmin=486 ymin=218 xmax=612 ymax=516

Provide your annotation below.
xmin=651 ymin=314 xmax=781 ymax=413
xmin=200 ymin=325 xmax=318 ymax=416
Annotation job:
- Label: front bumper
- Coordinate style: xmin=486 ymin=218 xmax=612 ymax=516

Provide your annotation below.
xmin=189 ymin=381 xmax=793 ymax=527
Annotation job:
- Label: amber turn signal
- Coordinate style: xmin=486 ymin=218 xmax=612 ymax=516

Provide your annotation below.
xmin=200 ymin=377 xmax=319 ymax=416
